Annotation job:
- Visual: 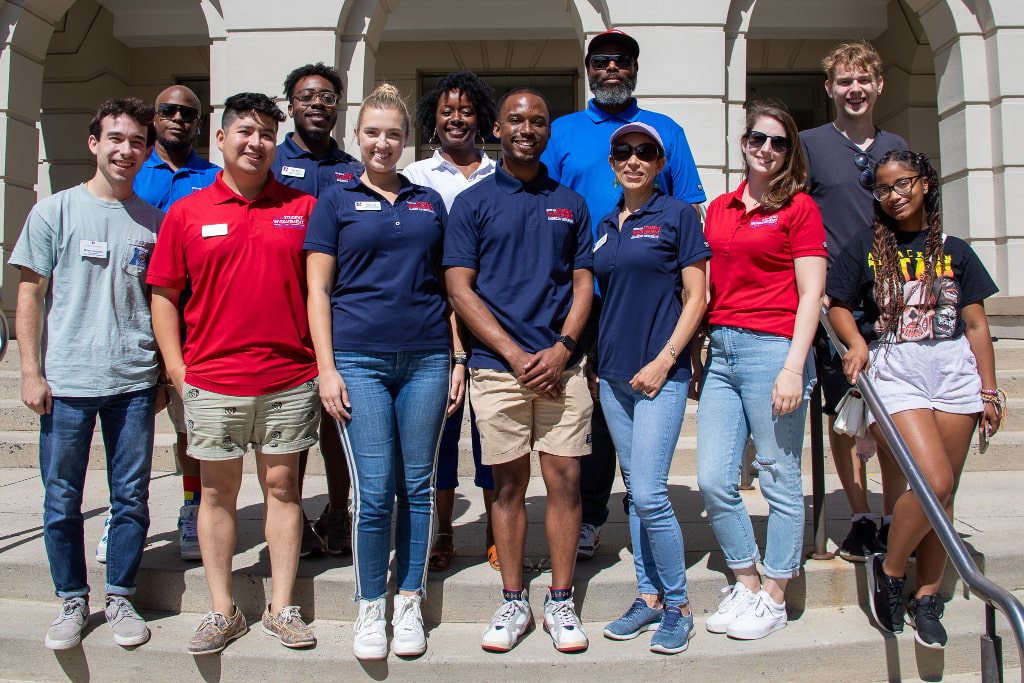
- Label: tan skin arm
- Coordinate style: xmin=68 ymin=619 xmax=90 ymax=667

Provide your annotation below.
xmin=447 ymin=308 xmax=468 ymax=417
xmin=306 ymin=251 xmax=351 ymax=421
xmin=772 ymin=255 xmax=826 ymax=415
xmin=16 ymin=268 xmax=52 ymax=415
xmin=519 ymin=267 xmax=594 ymax=393
xmin=962 ymin=301 xmax=1001 ymax=436
xmin=151 ymin=286 xmax=186 ymax=395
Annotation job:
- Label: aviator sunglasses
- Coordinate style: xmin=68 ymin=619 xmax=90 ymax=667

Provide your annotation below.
xmin=611 ymin=142 xmax=662 ymax=162
xmin=157 ymin=103 xmax=200 ymax=124
xmin=745 ymin=130 xmax=791 ymax=153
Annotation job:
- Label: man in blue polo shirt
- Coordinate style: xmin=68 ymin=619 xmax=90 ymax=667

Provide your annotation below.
xmin=446 ymin=88 xmax=594 ymax=654
xmin=541 ymin=29 xmax=707 ymax=560
xmin=272 ymin=62 xmax=361 ymax=559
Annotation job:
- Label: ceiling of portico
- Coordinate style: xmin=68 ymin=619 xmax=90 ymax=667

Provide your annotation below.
xmin=93 ymin=0 xmax=209 ymax=47
xmin=379 ymin=0 xmax=579 ymax=41
xmin=746 ymin=0 xmax=891 ymax=39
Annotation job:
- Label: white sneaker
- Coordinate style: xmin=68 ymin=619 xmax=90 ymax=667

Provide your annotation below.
xmin=577 ymin=523 xmax=601 ymax=560
xmin=705 ymin=582 xmax=757 ymax=633
xmin=543 ymin=591 xmax=589 ymax=653
xmin=391 ymin=593 xmax=426 ymax=657
xmin=481 ymin=592 xmax=533 ymax=652
xmin=96 ymin=514 xmax=111 ymax=564
xmin=726 ymin=590 xmax=788 ymax=640
xmin=178 ymin=504 xmax=201 ymax=561
xmin=353 ymin=597 xmax=387 ymax=660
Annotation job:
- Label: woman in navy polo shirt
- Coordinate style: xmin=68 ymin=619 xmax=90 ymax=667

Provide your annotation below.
xmin=697 ymin=99 xmax=826 ymax=641
xmin=594 ymin=122 xmax=710 ymax=654
xmin=305 ymin=84 xmax=461 ymax=661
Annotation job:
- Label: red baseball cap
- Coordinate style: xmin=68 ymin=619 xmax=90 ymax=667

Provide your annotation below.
xmin=586 ymin=29 xmax=640 ymax=60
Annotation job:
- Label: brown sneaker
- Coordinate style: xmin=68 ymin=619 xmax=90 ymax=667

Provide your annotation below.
xmin=189 ymin=607 xmax=248 ymax=655
xmin=262 ymin=605 xmax=316 ymax=649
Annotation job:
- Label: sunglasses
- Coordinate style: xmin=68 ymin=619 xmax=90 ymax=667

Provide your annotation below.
xmin=589 ymin=54 xmax=634 ymax=70
xmin=854 ymin=153 xmax=874 ymax=190
xmin=745 ymin=130 xmax=791 ymax=153
xmin=871 ymin=175 xmax=923 ymax=201
xmin=293 ymin=89 xmax=339 ymax=106
xmin=611 ymin=142 xmax=662 ymax=162
xmin=157 ymin=103 xmax=200 ymax=124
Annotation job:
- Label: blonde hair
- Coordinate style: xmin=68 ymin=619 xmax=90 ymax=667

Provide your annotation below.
xmin=822 ymin=41 xmax=883 ymax=81
xmin=357 ymin=83 xmax=411 ymax=134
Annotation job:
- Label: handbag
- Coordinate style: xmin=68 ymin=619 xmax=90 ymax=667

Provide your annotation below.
xmin=833 ymin=388 xmax=869 ymax=439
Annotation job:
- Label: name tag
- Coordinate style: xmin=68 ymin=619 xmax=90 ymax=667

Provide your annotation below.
xmin=80 ymin=240 xmax=108 ymax=258
xmin=355 ymin=201 xmax=381 ymax=211
xmin=593 ymin=233 xmax=608 ymax=252
xmin=202 ymin=223 xmax=229 ymax=238
xmin=281 ymin=166 xmax=306 ymax=178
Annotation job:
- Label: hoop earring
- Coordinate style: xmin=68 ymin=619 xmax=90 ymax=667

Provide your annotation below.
xmin=476 ymin=131 xmax=486 ymax=147
xmin=429 ymin=130 xmax=442 ymax=151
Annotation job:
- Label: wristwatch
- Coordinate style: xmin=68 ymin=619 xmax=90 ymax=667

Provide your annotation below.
xmin=556 ymin=335 xmax=577 ymax=352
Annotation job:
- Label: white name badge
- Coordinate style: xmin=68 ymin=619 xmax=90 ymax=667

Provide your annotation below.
xmin=281 ymin=166 xmax=306 ymax=178
xmin=355 ymin=201 xmax=382 ymax=211
xmin=80 ymin=240 xmax=108 ymax=258
xmin=593 ymin=233 xmax=608 ymax=252
xmin=202 ymin=223 xmax=229 ymax=238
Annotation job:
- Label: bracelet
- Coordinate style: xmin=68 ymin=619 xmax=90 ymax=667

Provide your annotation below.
xmin=666 ymin=340 xmax=677 ymax=360
xmin=781 ymin=366 xmax=802 ymax=376
xmin=453 ymin=351 xmax=469 ymax=366
xmin=157 ymin=382 xmax=174 ymax=389
xmin=980 ymin=388 xmax=1007 ymax=430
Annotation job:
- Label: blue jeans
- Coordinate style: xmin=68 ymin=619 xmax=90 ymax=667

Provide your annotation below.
xmin=696 ymin=326 xmax=814 ymax=580
xmin=600 ymin=378 xmax=689 ymax=605
xmin=39 ymin=387 xmax=156 ymax=598
xmin=334 ymin=351 xmax=449 ymax=600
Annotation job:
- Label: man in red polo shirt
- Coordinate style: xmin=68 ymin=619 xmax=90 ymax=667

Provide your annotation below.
xmin=148 ymin=92 xmax=319 ymax=655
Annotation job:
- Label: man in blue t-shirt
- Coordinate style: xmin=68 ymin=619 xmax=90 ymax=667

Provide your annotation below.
xmin=445 ymin=88 xmax=594 ymax=654
xmin=801 ymin=41 xmax=909 ymax=564
xmin=541 ymin=29 xmax=706 ymax=559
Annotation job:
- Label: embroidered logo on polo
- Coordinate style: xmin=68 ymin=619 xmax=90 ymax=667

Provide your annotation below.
xmin=272 ymin=215 xmax=307 ymax=229
xmin=546 ymin=208 xmax=575 ymax=223
xmin=335 ymin=172 xmax=355 ymax=182
xmin=631 ymin=225 xmax=662 ymax=240
xmin=406 ymin=201 xmax=436 ymax=214
xmin=747 ymin=215 xmax=780 ymax=228
xmin=128 ymin=246 xmax=151 ymax=268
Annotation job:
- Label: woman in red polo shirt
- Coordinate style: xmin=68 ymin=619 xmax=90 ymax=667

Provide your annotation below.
xmin=696 ymin=99 xmax=827 ymax=641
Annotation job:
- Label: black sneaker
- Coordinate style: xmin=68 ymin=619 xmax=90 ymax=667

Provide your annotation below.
xmin=299 ymin=515 xmax=322 ymax=558
xmin=839 ymin=518 xmax=879 ymax=562
xmin=867 ymin=553 xmax=905 ymax=633
xmin=314 ymin=504 xmax=352 ymax=556
xmin=877 ymin=522 xmax=889 ymax=551
xmin=906 ymin=594 xmax=947 ymax=649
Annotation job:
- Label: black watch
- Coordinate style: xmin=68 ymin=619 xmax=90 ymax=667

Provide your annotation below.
xmin=556 ymin=335 xmax=577 ymax=352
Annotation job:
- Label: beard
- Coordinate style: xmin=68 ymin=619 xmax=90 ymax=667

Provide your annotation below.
xmin=299 ymin=125 xmax=331 ymax=144
xmin=157 ymin=134 xmax=192 ymax=152
xmin=589 ymin=73 xmax=636 ymax=107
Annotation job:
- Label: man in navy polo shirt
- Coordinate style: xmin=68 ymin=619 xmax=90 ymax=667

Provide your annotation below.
xmin=272 ymin=62 xmax=361 ymax=558
xmin=446 ymin=88 xmax=594 ymax=654
xmin=541 ymin=29 xmax=706 ymax=560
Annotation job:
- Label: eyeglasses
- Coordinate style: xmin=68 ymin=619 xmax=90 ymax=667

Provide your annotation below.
xmin=854 ymin=153 xmax=874 ymax=190
xmin=871 ymin=175 xmax=923 ymax=201
xmin=745 ymin=130 xmax=791 ymax=153
xmin=157 ymin=103 xmax=200 ymax=124
xmin=589 ymin=54 xmax=634 ymax=70
xmin=293 ymin=89 xmax=339 ymax=106
xmin=611 ymin=142 xmax=662 ymax=162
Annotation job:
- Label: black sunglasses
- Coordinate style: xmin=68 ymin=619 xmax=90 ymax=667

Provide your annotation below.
xmin=611 ymin=142 xmax=662 ymax=162
xmin=745 ymin=130 xmax=791 ymax=153
xmin=854 ymin=153 xmax=874 ymax=190
xmin=589 ymin=54 xmax=634 ymax=70
xmin=157 ymin=103 xmax=200 ymax=124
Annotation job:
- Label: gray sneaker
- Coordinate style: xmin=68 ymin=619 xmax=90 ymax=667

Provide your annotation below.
xmin=45 ymin=597 xmax=89 ymax=650
xmin=189 ymin=607 xmax=248 ymax=655
xmin=105 ymin=595 xmax=151 ymax=647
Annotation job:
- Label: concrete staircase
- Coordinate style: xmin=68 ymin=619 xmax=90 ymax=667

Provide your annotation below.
xmin=1 ymin=340 xmax=1023 ymax=681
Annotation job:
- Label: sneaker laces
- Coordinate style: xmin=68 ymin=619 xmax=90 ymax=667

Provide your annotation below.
xmin=54 ymin=599 xmax=84 ymax=624
xmin=548 ymin=599 xmax=580 ymax=629
xmin=884 ymin=576 xmax=904 ymax=619
xmin=196 ymin=611 xmax=229 ymax=632
xmin=179 ymin=514 xmax=197 ymax=538
xmin=394 ymin=599 xmax=422 ymax=634
xmin=914 ymin=595 xmax=944 ymax=622
xmin=356 ymin=601 xmax=385 ymax=635
xmin=491 ymin=600 xmax=523 ymax=629
xmin=717 ymin=584 xmax=750 ymax=614
xmin=275 ymin=605 xmax=304 ymax=625
xmin=621 ymin=598 xmax=648 ymax=620
xmin=659 ymin=606 xmax=682 ymax=631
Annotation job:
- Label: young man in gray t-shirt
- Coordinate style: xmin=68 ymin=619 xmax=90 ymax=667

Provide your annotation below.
xmin=9 ymin=98 xmax=164 ymax=651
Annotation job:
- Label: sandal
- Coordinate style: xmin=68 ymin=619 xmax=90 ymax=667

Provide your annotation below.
xmin=428 ymin=532 xmax=456 ymax=571
xmin=487 ymin=544 xmax=500 ymax=571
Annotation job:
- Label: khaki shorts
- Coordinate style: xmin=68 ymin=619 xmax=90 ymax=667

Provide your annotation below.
xmin=165 ymin=388 xmax=186 ymax=433
xmin=469 ymin=364 xmax=593 ymax=466
xmin=182 ymin=378 xmax=320 ymax=460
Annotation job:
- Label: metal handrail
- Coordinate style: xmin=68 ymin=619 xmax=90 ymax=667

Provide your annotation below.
xmin=820 ymin=307 xmax=1024 ymax=682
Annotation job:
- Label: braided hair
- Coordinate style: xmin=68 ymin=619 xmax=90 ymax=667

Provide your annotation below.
xmin=870 ymin=150 xmax=944 ymax=341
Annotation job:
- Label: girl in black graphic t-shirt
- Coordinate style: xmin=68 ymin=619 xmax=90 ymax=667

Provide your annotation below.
xmin=827 ymin=151 xmax=1001 ymax=649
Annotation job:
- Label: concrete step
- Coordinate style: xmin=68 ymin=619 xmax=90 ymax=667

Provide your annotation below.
xmin=0 ymin=593 xmax=1019 ymax=682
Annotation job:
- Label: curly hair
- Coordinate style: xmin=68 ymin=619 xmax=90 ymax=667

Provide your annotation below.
xmin=221 ymin=92 xmax=286 ymax=129
xmin=88 ymin=98 xmax=156 ymax=147
xmin=415 ymin=71 xmax=497 ymax=141
xmin=282 ymin=62 xmax=344 ymax=100
xmin=822 ymin=40 xmax=883 ymax=81
xmin=870 ymin=150 xmax=944 ymax=341
xmin=741 ymin=98 xmax=808 ymax=211
xmin=357 ymin=83 xmax=411 ymax=135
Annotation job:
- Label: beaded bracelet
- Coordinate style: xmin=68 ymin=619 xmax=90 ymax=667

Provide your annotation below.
xmin=666 ymin=340 xmax=677 ymax=360
xmin=980 ymin=388 xmax=1007 ymax=430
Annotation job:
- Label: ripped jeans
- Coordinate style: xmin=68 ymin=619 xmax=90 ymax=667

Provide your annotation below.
xmin=696 ymin=325 xmax=814 ymax=580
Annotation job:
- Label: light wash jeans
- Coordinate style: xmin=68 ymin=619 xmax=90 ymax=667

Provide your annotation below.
xmin=40 ymin=387 xmax=156 ymax=598
xmin=600 ymin=378 xmax=689 ymax=605
xmin=696 ymin=326 xmax=814 ymax=580
xmin=334 ymin=350 xmax=449 ymax=600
